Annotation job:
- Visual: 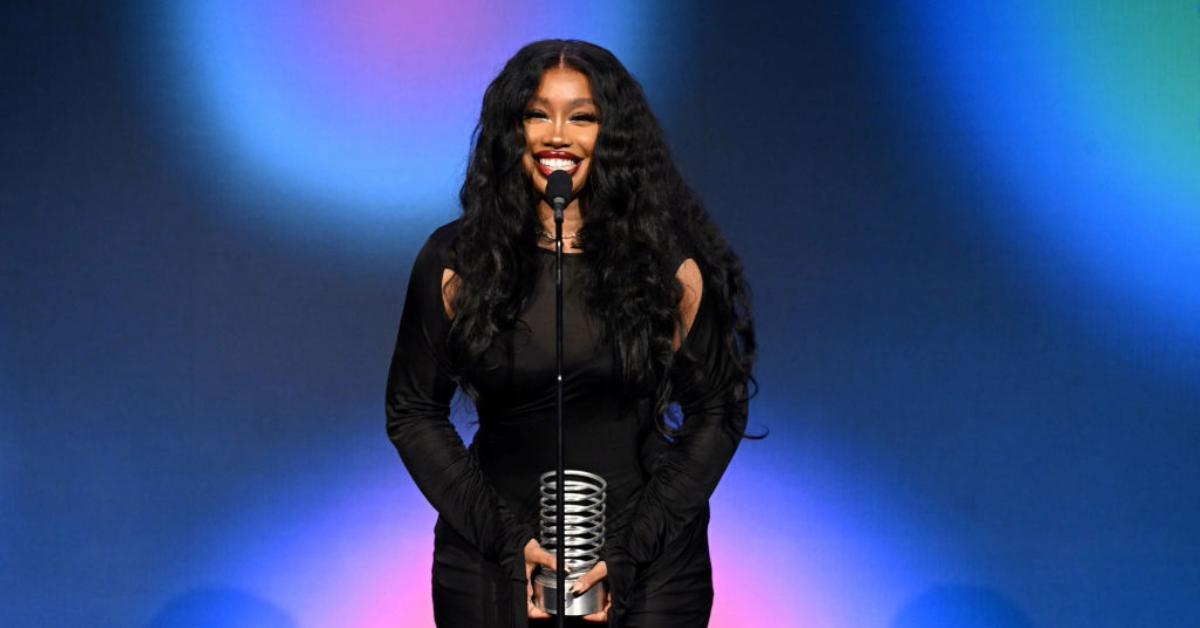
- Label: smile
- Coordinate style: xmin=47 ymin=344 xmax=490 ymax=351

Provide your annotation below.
xmin=534 ymin=152 xmax=582 ymax=177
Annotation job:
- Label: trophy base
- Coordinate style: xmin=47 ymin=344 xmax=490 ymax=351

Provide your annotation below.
xmin=532 ymin=571 xmax=607 ymax=616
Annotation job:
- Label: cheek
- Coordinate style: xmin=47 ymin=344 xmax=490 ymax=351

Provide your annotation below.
xmin=522 ymin=155 xmax=546 ymax=190
xmin=581 ymin=137 xmax=599 ymax=175
xmin=575 ymin=162 xmax=594 ymax=190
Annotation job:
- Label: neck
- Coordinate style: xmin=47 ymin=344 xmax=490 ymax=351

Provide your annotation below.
xmin=537 ymin=199 xmax=584 ymax=251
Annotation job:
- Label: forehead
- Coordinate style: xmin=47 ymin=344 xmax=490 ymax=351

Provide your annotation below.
xmin=529 ymin=67 xmax=595 ymax=105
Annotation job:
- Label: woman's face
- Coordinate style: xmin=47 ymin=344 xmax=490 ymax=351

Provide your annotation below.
xmin=521 ymin=67 xmax=600 ymax=204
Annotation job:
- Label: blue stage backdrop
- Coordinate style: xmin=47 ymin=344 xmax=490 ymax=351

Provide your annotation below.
xmin=3 ymin=2 xmax=1198 ymax=627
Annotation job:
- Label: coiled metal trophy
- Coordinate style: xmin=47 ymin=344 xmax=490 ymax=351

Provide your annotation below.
xmin=532 ymin=469 xmax=607 ymax=615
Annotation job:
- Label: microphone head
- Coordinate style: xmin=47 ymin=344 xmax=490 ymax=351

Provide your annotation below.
xmin=545 ymin=170 xmax=574 ymax=209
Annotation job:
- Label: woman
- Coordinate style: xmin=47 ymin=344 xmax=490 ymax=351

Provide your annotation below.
xmin=386 ymin=39 xmax=756 ymax=627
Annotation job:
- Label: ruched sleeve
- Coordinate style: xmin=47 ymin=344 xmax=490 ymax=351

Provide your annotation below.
xmin=603 ymin=269 xmax=749 ymax=616
xmin=385 ymin=227 xmax=536 ymax=583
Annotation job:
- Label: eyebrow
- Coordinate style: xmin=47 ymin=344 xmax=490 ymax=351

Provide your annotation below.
xmin=529 ymin=96 xmax=596 ymax=108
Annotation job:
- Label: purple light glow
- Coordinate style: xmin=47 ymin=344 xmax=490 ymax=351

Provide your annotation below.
xmin=200 ymin=410 xmax=948 ymax=626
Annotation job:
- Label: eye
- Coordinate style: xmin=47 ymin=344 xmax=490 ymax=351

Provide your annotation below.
xmin=571 ymin=112 xmax=599 ymax=123
xmin=523 ymin=109 xmax=548 ymax=121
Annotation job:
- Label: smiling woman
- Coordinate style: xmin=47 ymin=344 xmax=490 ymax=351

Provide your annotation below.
xmin=385 ymin=39 xmax=759 ymax=627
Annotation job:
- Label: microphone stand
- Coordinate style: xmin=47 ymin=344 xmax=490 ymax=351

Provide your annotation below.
xmin=553 ymin=197 xmax=566 ymax=628
xmin=535 ymin=177 xmax=604 ymax=618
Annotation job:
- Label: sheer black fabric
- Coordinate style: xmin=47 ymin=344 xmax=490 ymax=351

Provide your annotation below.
xmin=386 ymin=220 xmax=746 ymax=627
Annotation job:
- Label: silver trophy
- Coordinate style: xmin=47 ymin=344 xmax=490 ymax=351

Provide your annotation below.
xmin=532 ymin=469 xmax=607 ymax=616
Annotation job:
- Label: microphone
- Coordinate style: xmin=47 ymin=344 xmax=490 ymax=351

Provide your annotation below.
xmin=545 ymin=170 xmax=574 ymax=219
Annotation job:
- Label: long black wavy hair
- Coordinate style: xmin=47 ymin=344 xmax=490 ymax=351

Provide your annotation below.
xmin=449 ymin=39 xmax=756 ymax=438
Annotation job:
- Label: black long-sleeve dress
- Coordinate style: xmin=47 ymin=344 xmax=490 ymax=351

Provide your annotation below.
xmin=386 ymin=220 xmax=747 ymax=627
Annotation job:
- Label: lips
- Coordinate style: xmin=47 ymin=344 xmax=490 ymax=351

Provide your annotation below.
xmin=533 ymin=151 xmax=582 ymax=177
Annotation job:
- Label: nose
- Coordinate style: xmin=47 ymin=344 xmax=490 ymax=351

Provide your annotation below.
xmin=546 ymin=119 xmax=570 ymax=147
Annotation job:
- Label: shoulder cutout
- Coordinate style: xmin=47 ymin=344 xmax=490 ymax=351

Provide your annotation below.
xmin=674 ymin=258 xmax=702 ymax=351
xmin=441 ymin=267 xmax=458 ymax=319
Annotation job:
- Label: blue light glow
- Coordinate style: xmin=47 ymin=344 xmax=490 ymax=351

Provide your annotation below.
xmin=166 ymin=1 xmax=668 ymax=244
xmin=875 ymin=3 xmax=1200 ymax=348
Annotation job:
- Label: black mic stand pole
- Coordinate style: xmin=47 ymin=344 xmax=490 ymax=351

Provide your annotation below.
xmin=553 ymin=196 xmax=566 ymax=628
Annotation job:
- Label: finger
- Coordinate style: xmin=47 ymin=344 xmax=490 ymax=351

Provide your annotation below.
xmin=582 ymin=590 xmax=611 ymax=621
xmin=532 ymin=547 xmax=558 ymax=571
xmin=571 ymin=574 xmax=592 ymax=595
xmin=526 ymin=539 xmax=559 ymax=572
xmin=526 ymin=579 xmax=550 ymax=620
xmin=526 ymin=560 xmax=556 ymax=619
xmin=571 ymin=561 xmax=608 ymax=594
xmin=527 ymin=571 xmax=551 ymax=620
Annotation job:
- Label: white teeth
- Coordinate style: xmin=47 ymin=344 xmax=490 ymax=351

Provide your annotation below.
xmin=538 ymin=158 xmax=577 ymax=171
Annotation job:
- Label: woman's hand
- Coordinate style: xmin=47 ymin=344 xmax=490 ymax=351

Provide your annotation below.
xmin=525 ymin=538 xmax=555 ymax=619
xmin=526 ymin=542 xmax=612 ymax=622
xmin=572 ymin=560 xmax=611 ymax=623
